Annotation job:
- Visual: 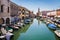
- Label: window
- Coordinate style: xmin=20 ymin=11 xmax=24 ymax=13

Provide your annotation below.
xmin=8 ymin=7 xmax=9 ymax=13
xmin=23 ymin=9 xmax=25 ymax=12
xmin=7 ymin=0 xmax=9 ymax=2
xmin=1 ymin=5 xmax=3 ymax=12
xmin=0 ymin=1 xmax=1 ymax=12
xmin=22 ymin=12 xmax=24 ymax=14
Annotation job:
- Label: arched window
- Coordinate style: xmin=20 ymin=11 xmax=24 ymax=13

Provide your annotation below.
xmin=1 ymin=18 xmax=4 ymax=24
xmin=22 ymin=16 xmax=24 ymax=20
xmin=0 ymin=18 xmax=4 ymax=24
xmin=6 ymin=18 xmax=10 ymax=24
xmin=1 ymin=5 xmax=4 ymax=12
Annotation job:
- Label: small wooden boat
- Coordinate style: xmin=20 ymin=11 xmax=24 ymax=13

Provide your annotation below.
xmin=0 ymin=35 xmax=5 ymax=40
xmin=0 ymin=27 xmax=14 ymax=40
xmin=54 ymin=23 xmax=58 ymax=26
xmin=47 ymin=23 xmax=57 ymax=30
xmin=2 ymin=24 xmax=13 ymax=33
xmin=46 ymin=21 xmax=50 ymax=25
xmin=57 ymin=24 xmax=60 ymax=27
xmin=7 ymin=28 xmax=13 ymax=33
xmin=16 ymin=22 xmax=25 ymax=28
xmin=54 ymin=30 xmax=60 ymax=37
xmin=9 ymin=24 xmax=19 ymax=30
xmin=24 ymin=19 xmax=31 ymax=24
xmin=13 ymin=26 xmax=19 ymax=30
xmin=1 ymin=27 xmax=14 ymax=36
xmin=56 ymin=20 xmax=60 ymax=27
xmin=5 ymin=32 xmax=14 ymax=40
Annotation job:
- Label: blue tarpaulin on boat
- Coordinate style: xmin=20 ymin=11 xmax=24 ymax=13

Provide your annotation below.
xmin=47 ymin=23 xmax=56 ymax=29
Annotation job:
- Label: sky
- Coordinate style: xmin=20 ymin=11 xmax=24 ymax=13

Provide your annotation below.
xmin=11 ymin=0 xmax=60 ymax=14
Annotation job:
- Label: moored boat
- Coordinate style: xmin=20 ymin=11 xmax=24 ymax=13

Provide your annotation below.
xmin=54 ymin=30 xmax=60 ymax=37
xmin=46 ymin=21 xmax=50 ymax=25
xmin=47 ymin=23 xmax=57 ymax=30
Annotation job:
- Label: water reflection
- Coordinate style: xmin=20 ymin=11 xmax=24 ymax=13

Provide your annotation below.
xmin=10 ymin=19 xmax=60 ymax=40
xmin=17 ymin=19 xmax=58 ymax=40
xmin=37 ymin=18 xmax=60 ymax=40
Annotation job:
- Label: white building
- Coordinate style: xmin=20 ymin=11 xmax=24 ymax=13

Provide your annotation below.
xmin=47 ymin=10 xmax=56 ymax=17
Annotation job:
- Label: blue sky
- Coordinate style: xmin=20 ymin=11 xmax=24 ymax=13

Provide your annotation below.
xmin=11 ymin=0 xmax=60 ymax=14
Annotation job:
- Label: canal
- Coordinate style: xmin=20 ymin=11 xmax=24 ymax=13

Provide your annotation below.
xmin=16 ymin=19 xmax=59 ymax=40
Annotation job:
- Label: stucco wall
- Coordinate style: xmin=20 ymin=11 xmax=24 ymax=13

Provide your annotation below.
xmin=0 ymin=0 xmax=10 ymax=19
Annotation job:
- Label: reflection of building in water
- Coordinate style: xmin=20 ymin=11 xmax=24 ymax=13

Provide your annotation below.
xmin=40 ymin=21 xmax=41 ymax=24
xmin=36 ymin=18 xmax=40 ymax=25
xmin=38 ymin=19 xmax=40 ymax=25
xmin=37 ymin=19 xmax=42 ymax=25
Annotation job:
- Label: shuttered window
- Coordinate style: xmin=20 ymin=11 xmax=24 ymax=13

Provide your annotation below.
xmin=1 ymin=5 xmax=3 ymax=12
xmin=8 ymin=7 xmax=9 ymax=13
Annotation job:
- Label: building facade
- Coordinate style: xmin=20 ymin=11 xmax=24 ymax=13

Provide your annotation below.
xmin=47 ymin=10 xmax=56 ymax=17
xmin=56 ymin=9 xmax=60 ymax=17
xmin=29 ymin=11 xmax=35 ymax=18
xmin=0 ymin=0 xmax=20 ymax=24
xmin=10 ymin=1 xmax=19 ymax=17
xmin=0 ymin=0 xmax=31 ymax=24
xmin=0 ymin=0 xmax=11 ymax=24
xmin=41 ymin=11 xmax=48 ymax=17
xmin=36 ymin=8 xmax=42 ymax=17
xmin=0 ymin=0 xmax=1 ymax=13
xmin=0 ymin=0 xmax=10 ymax=18
xmin=18 ymin=6 xmax=30 ymax=20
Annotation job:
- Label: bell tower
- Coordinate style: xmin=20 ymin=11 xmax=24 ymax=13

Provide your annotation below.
xmin=37 ymin=8 xmax=40 ymax=17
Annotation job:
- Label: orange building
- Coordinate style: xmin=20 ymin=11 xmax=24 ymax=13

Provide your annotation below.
xmin=18 ymin=6 xmax=30 ymax=19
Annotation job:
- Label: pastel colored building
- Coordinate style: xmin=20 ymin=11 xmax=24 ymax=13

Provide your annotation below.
xmin=18 ymin=6 xmax=30 ymax=20
xmin=10 ymin=1 xmax=19 ymax=17
xmin=0 ymin=0 xmax=11 ymax=19
xmin=47 ymin=10 xmax=56 ymax=17
xmin=56 ymin=9 xmax=60 ymax=17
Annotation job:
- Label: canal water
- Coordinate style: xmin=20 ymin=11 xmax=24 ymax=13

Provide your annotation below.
xmin=17 ymin=19 xmax=58 ymax=40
